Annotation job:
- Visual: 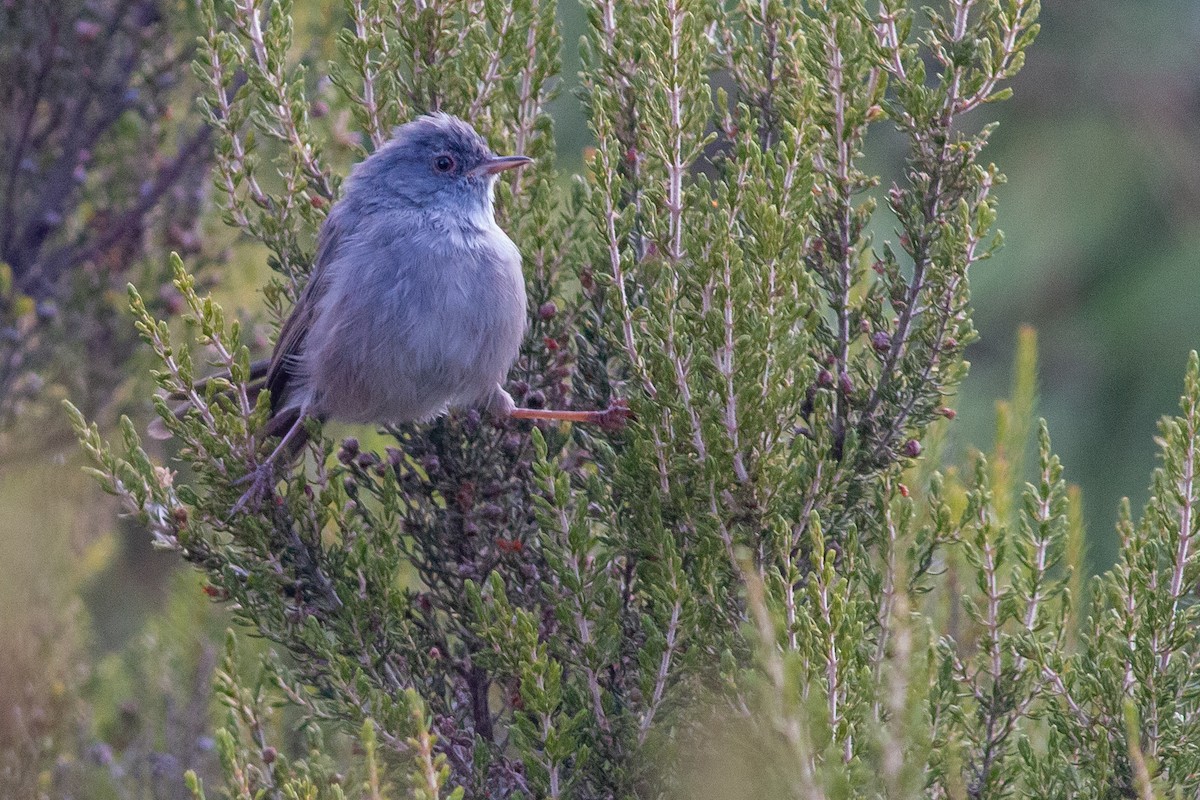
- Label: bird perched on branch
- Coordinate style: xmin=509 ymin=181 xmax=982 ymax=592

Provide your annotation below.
xmin=154 ymin=114 xmax=628 ymax=508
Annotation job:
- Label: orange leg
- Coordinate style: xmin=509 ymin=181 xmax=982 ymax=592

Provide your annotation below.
xmin=509 ymin=401 xmax=634 ymax=430
xmin=510 ymin=408 xmax=607 ymax=424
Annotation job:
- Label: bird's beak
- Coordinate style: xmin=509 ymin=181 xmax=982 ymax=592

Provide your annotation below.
xmin=469 ymin=155 xmax=533 ymax=177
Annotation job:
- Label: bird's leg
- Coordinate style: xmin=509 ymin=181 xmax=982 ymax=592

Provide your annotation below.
xmin=230 ymin=412 xmax=309 ymax=515
xmin=509 ymin=399 xmax=633 ymax=431
xmin=511 ymin=408 xmax=606 ymax=423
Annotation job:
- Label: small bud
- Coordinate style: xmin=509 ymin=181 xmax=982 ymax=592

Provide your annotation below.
xmin=939 ymin=407 xmax=957 ymax=420
xmin=838 ymin=372 xmax=854 ymax=394
xmin=261 ymin=746 xmax=277 ymax=764
xmin=310 ymin=194 xmax=326 ymax=209
xmin=859 ymin=319 xmax=871 ymax=333
xmin=899 ymin=483 xmax=910 ymax=498
xmin=817 ymin=369 xmax=834 ymax=387
xmin=871 ymin=331 xmax=891 ymax=351
xmin=429 ymin=646 xmax=441 ymax=660
xmin=526 ymin=390 xmax=546 ymax=409
xmin=421 ymin=454 xmax=440 ymax=474
xmin=943 ymin=337 xmax=958 ymax=349
xmin=538 ymin=301 xmax=557 ymax=320
xmin=543 ymin=336 xmax=559 ymax=352
xmin=338 ymin=438 xmax=359 ymax=463
xmin=385 ymin=447 xmax=404 ymax=467
xmin=480 ymin=502 xmax=505 ymax=520
xmin=355 ymin=451 xmax=379 ymax=469
xmin=903 ymin=439 xmax=922 ymax=458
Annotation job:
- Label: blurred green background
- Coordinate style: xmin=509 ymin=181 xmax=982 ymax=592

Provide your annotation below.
xmin=5 ymin=0 xmax=1200 ymax=656
xmin=956 ymin=0 xmax=1200 ymax=568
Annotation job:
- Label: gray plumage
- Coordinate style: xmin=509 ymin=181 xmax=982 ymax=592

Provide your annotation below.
xmin=265 ymin=113 xmax=530 ymax=436
xmin=148 ymin=113 xmax=621 ymax=510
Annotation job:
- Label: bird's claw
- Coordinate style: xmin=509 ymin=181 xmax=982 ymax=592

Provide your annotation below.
xmin=597 ymin=398 xmax=635 ymax=431
xmin=229 ymin=462 xmax=281 ymax=516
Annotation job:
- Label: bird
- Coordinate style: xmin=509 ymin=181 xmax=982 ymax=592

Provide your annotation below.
xmin=155 ymin=113 xmax=627 ymax=507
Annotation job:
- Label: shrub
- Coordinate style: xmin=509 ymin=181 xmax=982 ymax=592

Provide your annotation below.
xmin=71 ymin=0 xmax=1200 ymax=797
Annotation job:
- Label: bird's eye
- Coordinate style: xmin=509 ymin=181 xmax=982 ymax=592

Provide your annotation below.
xmin=433 ymin=154 xmax=455 ymax=173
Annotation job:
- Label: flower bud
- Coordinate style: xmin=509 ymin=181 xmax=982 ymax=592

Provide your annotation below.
xmin=337 ymin=438 xmax=359 ymax=464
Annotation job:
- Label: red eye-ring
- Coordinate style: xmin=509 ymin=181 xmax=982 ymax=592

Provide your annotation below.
xmin=434 ymin=154 xmax=455 ymax=173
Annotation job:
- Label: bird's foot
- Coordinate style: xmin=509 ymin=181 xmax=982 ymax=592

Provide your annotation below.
xmin=229 ymin=461 xmax=282 ymax=516
xmin=595 ymin=398 xmax=635 ymax=432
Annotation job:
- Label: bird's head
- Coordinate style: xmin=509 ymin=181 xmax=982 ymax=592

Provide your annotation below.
xmin=348 ymin=113 xmax=531 ymax=219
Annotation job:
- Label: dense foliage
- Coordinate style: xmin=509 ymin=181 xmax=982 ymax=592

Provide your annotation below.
xmin=63 ymin=0 xmax=1200 ymax=797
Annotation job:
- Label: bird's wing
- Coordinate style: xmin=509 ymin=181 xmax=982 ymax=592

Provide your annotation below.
xmin=265 ymin=209 xmax=346 ymax=414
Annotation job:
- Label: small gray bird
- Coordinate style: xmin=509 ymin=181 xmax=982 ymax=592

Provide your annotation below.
xmin=158 ymin=114 xmax=625 ymax=503
xmin=263 ymin=113 xmax=626 ymax=447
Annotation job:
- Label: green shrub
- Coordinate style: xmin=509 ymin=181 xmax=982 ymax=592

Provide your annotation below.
xmin=69 ymin=0 xmax=1200 ymax=797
